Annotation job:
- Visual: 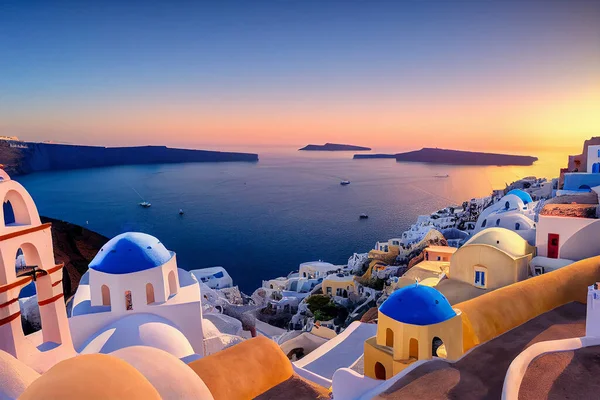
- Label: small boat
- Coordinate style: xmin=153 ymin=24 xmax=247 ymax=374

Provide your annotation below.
xmin=340 ymin=180 xmax=351 ymax=185
xmin=133 ymin=188 xmax=151 ymax=208
xmin=179 ymin=209 xmax=184 ymax=215
xmin=359 ymin=214 xmax=369 ymax=219
xmin=434 ymin=174 xmax=449 ymax=178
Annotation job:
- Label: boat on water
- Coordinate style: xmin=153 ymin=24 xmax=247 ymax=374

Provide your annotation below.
xmin=179 ymin=209 xmax=184 ymax=215
xmin=434 ymin=174 xmax=450 ymax=178
xmin=340 ymin=180 xmax=351 ymax=185
xmin=359 ymin=214 xmax=369 ymax=219
xmin=132 ymin=188 xmax=151 ymax=208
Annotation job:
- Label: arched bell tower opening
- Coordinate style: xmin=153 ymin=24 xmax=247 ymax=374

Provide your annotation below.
xmin=2 ymin=190 xmax=33 ymax=226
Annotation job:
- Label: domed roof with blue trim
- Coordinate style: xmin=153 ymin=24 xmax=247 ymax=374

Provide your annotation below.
xmin=379 ymin=284 xmax=456 ymax=326
xmin=89 ymin=232 xmax=173 ymax=274
xmin=506 ymin=189 xmax=533 ymax=204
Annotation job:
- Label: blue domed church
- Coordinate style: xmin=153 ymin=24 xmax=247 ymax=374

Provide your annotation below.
xmin=364 ymin=284 xmax=464 ymax=380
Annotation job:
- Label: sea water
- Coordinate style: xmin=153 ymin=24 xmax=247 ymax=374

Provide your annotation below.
xmin=17 ymin=147 xmax=564 ymax=292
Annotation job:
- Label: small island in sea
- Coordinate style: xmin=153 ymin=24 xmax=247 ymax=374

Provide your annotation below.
xmin=299 ymin=143 xmax=371 ymax=151
xmin=354 ymin=147 xmax=537 ymax=166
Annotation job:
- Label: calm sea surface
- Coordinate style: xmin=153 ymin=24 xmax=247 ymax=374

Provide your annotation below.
xmin=17 ymin=148 xmax=565 ymax=292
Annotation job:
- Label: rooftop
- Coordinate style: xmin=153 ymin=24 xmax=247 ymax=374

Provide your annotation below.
xmin=379 ymin=284 xmax=456 ymax=326
xmin=374 ymin=302 xmax=585 ymax=399
xmin=540 ymin=203 xmax=598 ymax=219
xmin=89 ymin=232 xmax=173 ymax=274
xmin=425 ymin=246 xmax=457 ymax=254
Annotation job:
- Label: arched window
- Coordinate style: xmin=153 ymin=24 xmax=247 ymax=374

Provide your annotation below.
xmin=505 ymin=201 xmax=510 ymax=210
xmin=496 ymin=219 xmax=500 ymax=226
xmin=481 ymin=219 xmax=487 ymax=228
xmin=374 ymin=362 xmax=386 ymax=380
xmin=432 ymin=336 xmax=447 ymax=358
xmin=101 ymin=285 xmax=111 ymax=306
xmin=146 ymin=283 xmax=155 ymax=304
xmin=168 ymin=270 xmax=177 ymax=296
xmin=385 ymin=328 xmax=394 ymax=347
xmin=125 ymin=290 xmax=133 ymax=310
xmin=515 ymin=222 xmax=520 ymax=231
xmin=408 ymin=338 xmax=419 ymax=360
xmin=409 ymin=338 xmax=419 ymax=359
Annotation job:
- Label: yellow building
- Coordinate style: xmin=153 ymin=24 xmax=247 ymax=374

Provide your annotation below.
xmin=364 ymin=284 xmax=463 ymax=380
xmin=423 ymin=245 xmax=457 ymax=262
xmin=322 ymin=273 xmax=356 ymax=298
xmin=448 ymin=228 xmax=535 ymax=291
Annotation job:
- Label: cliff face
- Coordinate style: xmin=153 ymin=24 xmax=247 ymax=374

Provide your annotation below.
xmin=0 ymin=140 xmax=258 ymax=176
xmin=41 ymin=216 xmax=108 ymax=298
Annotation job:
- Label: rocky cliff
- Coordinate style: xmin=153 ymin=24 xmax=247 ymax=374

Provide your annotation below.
xmin=41 ymin=216 xmax=109 ymax=298
xmin=0 ymin=140 xmax=258 ymax=176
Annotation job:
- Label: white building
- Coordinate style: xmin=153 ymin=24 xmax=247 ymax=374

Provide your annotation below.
xmin=474 ymin=190 xmax=537 ymax=244
xmin=190 ymin=267 xmax=233 ymax=290
xmin=536 ymin=202 xmax=600 ymax=262
xmin=69 ymin=232 xmax=207 ymax=359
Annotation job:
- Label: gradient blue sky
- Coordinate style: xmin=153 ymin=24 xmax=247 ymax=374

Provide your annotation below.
xmin=1 ymin=0 xmax=599 ymax=152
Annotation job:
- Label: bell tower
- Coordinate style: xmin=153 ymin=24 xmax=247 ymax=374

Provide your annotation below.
xmin=0 ymin=168 xmax=74 ymax=370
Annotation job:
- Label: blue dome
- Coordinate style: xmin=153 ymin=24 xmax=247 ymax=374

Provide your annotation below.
xmin=379 ymin=284 xmax=456 ymax=326
xmin=506 ymin=189 xmax=533 ymax=204
xmin=90 ymin=232 xmax=173 ymax=274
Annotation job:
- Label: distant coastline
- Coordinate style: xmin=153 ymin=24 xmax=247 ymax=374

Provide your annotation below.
xmin=354 ymin=148 xmax=537 ymax=166
xmin=299 ymin=143 xmax=371 ymax=151
xmin=0 ymin=139 xmax=258 ymax=176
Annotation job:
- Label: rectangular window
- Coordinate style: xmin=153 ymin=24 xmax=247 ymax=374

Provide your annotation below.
xmin=474 ymin=271 xmax=486 ymax=288
xmin=326 ymin=287 xmax=332 ymax=295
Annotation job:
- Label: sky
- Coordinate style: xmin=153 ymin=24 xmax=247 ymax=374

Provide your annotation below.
xmin=0 ymin=0 xmax=599 ymax=153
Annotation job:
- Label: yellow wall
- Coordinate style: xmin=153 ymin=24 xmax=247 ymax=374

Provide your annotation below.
xmin=424 ymin=248 xmax=455 ymax=262
xmin=368 ymin=245 xmax=399 ymax=264
xmin=322 ymin=277 xmax=355 ymax=297
xmin=450 ymin=244 xmax=532 ymax=290
xmin=364 ymin=310 xmax=463 ymax=380
xmin=188 ymin=336 xmax=295 ymax=399
xmin=456 ymin=255 xmax=600 ymax=352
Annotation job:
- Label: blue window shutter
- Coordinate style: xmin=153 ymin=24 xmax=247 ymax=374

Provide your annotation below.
xmin=481 ymin=272 xmax=485 ymax=286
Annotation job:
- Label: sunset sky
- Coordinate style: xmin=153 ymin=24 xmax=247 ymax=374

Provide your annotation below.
xmin=1 ymin=1 xmax=599 ymax=153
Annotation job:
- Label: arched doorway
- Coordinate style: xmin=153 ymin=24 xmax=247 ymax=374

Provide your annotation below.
xmin=168 ymin=271 xmax=177 ymax=296
xmin=374 ymin=362 xmax=386 ymax=380
xmin=101 ymin=285 xmax=111 ymax=306
xmin=146 ymin=283 xmax=155 ymax=304
xmin=432 ymin=336 xmax=446 ymax=358
xmin=386 ymin=328 xmax=394 ymax=347
xmin=409 ymin=338 xmax=419 ymax=359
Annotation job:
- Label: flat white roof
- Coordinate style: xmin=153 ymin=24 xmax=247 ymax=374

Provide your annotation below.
xmin=299 ymin=261 xmax=336 ymax=271
xmin=190 ymin=266 xmax=229 ymax=277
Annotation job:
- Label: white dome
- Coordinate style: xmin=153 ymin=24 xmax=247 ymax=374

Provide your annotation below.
xmin=79 ymin=313 xmax=194 ymax=358
xmin=110 ymin=346 xmax=214 ymax=400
